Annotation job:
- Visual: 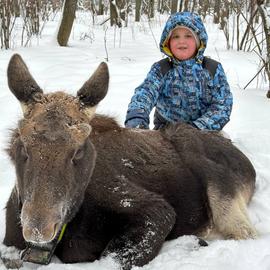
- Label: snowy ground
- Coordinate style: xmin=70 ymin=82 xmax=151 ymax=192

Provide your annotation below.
xmin=0 ymin=13 xmax=270 ymax=270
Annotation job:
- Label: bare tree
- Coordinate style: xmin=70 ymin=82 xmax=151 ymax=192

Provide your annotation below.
xmin=98 ymin=0 xmax=104 ymax=15
xmin=0 ymin=0 xmax=18 ymax=49
xmin=214 ymin=0 xmax=221 ymax=24
xmin=198 ymin=0 xmax=210 ymax=18
xmin=219 ymin=2 xmax=230 ymax=49
xmin=257 ymin=0 xmax=270 ymax=97
xmin=183 ymin=0 xmax=189 ymax=11
xmin=171 ymin=0 xmax=178 ymax=14
xmin=57 ymin=0 xmax=78 ymax=46
xmin=159 ymin=0 xmax=170 ymax=13
xmin=149 ymin=0 xmax=155 ymax=18
xmin=135 ymin=0 xmax=141 ymax=21
xmin=109 ymin=0 xmax=122 ymax=27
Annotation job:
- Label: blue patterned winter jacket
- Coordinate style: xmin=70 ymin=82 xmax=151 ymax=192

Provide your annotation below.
xmin=125 ymin=12 xmax=233 ymax=130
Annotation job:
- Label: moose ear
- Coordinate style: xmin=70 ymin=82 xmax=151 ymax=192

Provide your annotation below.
xmin=77 ymin=62 xmax=109 ymax=118
xmin=7 ymin=54 xmax=43 ymax=105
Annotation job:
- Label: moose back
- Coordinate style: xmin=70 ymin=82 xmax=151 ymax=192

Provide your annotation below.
xmin=3 ymin=54 xmax=257 ymax=270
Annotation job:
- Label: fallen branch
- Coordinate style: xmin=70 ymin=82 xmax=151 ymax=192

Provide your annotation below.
xmin=100 ymin=17 xmax=110 ymax=25
xmin=243 ymin=64 xmax=265 ymax=90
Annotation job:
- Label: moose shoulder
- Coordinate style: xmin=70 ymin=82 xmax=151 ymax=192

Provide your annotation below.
xmin=3 ymin=54 xmax=257 ymax=270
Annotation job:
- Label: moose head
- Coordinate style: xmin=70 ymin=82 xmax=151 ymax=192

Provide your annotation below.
xmin=7 ymin=54 xmax=109 ymax=245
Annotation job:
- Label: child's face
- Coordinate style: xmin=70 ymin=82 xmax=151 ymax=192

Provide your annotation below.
xmin=169 ymin=27 xmax=198 ymax=60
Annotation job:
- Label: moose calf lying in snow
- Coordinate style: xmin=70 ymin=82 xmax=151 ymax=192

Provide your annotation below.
xmin=3 ymin=54 xmax=257 ymax=270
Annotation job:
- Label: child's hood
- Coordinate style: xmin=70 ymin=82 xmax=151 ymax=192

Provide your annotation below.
xmin=160 ymin=12 xmax=208 ymax=62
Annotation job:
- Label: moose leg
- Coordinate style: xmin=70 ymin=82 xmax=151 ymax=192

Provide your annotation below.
xmin=207 ymin=185 xmax=257 ymax=240
xmin=56 ymin=235 xmax=106 ymax=263
xmin=56 ymin=204 xmax=112 ymax=263
xmin=97 ymin=175 xmax=176 ymax=270
xmin=103 ymin=200 xmax=175 ymax=270
xmin=3 ymin=188 xmax=25 ymax=250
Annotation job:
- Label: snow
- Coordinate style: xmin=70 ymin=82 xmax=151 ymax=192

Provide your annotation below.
xmin=1 ymin=13 xmax=270 ymax=270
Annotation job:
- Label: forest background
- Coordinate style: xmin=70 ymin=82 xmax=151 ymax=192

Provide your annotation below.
xmin=1 ymin=0 xmax=270 ymax=96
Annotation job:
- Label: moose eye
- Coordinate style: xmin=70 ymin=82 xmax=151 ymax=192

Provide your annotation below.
xmin=19 ymin=145 xmax=28 ymax=161
xmin=72 ymin=147 xmax=84 ymax=164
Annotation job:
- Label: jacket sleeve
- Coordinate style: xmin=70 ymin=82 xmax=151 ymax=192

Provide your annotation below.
xmin=125 ymin=62 xmax=163 ymax=128
xmin=193 ymin=64 xmax=233 ymax=130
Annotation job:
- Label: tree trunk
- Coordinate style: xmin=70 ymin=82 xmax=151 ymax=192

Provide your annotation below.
xmin=199 ymin=0 xmax=210 ymax=17
xmin=0 ymin=0 xmax=12 ymax=49
xmin=213 ymin=0 xmax=220 ymax=24
xmin=57 ymin=0 xmax=78 ymax=47
xmin=135 ymin=0 xmax=141 ymax=22
xmin=179 ymin=0 xmax=184 ymax=11
xmin=14 ymin=0 xmax=20 ymax=17
xmin=149 ymin=0 xmax=154 ymax=18
xmin=157 ymin=0 xmax=161 ymax=12
xmin=110 ymin=0 xmax=122 ymax=27
xmin=257 ymin=1 xmax=270 ymax=97
xmin=183 ymin=0 xmax=189 ymax=10
xmin=171 ymin=0 xmax=178 ymax=14
xmin=98 ymin=0 xmax=104 ymax=15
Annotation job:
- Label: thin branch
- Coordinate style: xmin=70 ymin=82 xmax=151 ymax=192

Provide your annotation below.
xmin=243 ymin=65 xmax=265 ymax=89
xmin=100 ymin=16 xmax=110 ymax=25
xmin=147 ymin=20 xmax=159 ymax=49
xmin=103 ymin=25 xmax=109 ymax=62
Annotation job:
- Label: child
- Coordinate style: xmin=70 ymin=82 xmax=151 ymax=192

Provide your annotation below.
xmin=125 ymin=12 xmax=233 ymax=130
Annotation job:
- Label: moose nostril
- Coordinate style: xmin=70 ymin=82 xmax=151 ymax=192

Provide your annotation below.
xmin=22 ymin=226 xmax=43 ymax=243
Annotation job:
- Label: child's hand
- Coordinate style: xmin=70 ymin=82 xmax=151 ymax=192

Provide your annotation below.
xmin=125 ymin=118 xmax=148 ymax=129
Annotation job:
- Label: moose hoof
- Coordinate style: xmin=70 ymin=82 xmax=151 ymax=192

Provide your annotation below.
xmin=197 ymin=237 xmax=208 ymax=247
